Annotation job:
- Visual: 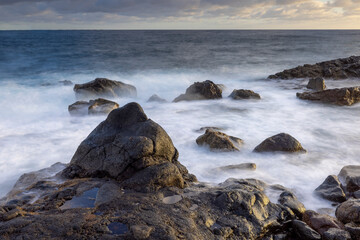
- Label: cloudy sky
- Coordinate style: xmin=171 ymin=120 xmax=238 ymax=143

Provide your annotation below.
xmin=0 ymin=0 xmax=359 ymax=29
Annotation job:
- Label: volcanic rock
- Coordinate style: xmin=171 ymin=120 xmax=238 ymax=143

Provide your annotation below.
xmin=196 ymin=129 xmax=243 ymax=151
xmin=315 ymin=175 xmax=346 ymax=203
xmin=254 ymin=133 xmax=306 ymax=153
xmin=74 ymin=78 xmax=137 ymax=99
xmin=229 ymin=89 xmax=261 ymax=100
xmin=173 ymin=80 xmax=222 ymax=102
xmin=307 ymin=77 xmax=326 ymax=91
xmin=268 ymin=56 xmax=360 ymax=80
xmin=297 ymin=87 xmax=360 ymax=106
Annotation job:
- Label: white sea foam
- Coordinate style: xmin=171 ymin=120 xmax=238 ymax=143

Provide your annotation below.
xmin=0 ymin=70 xmax=360 ymax=213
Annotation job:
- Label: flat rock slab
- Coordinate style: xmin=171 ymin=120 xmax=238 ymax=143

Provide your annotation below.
xmin=297 ymin=87 xmax=360 ymax=106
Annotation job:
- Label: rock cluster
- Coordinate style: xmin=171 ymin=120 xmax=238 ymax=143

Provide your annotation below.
xmin=173 ymin=80 xmax=222 ymax=102
xmin=68 ymin=98 xmax=119 ymax=116
xmin=268 ymin=56 xmax=360 ymax=80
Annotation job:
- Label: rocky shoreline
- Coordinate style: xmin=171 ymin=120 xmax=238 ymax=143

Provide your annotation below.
xmin=1 ymin=56 xmax=360 ymax=239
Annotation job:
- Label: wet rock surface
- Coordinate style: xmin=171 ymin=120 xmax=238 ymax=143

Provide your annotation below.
xmin=268 ymin=56 xmax=360 ymax=80
xmin=196 ymin=129 xmax=244 ymax=151
xmin=228 ymin=89 xmax=261 ymax=100
xmin=74 ymin=78 xmax=137 ymax=99
xmin=307 ymin=77 xmax=326 ymax=91
xmin=297 ymin=87 xmax=360 ymax=106
xmin=68 ymin=98 xmax=119 ymax=116
xmin=254 ymin=133 xmax=306 ymax=153
xmin=315 ymin=175 xmax=346 ymax=203
xmin=173 ymin=80 xmax=222 ymax=102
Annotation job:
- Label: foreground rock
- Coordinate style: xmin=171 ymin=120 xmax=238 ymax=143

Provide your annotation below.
xmin=229 ymin=89 xmax=261 ymax=100
xmin=74 ymin=78 xmax=137 ymax=99
xmin=335 ymin=198 xmax=360 ymax=224
xmin=173 ymin=80 xmax=222 ymax=102
xmin=254 ymin=133 xmax=306 ymax=153
xmin=297 ymin=87 xmax=360 ymax=106
xmin=147 ymin=94 xmax=167 ymax=103
xmin=196 ymin=129 xmax=243 ymax=151
xmin=307 ymin=77 xmax=326 ymax=91
xmin=268 ymin=56 xmax=360 ymax=80
xmin=314 ymin=175 xmax=346 ymax=203
xmin=68 ymin=98 xmax=119 ymax=116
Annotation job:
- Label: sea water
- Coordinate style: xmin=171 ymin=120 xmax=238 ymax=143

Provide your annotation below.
xmin=1 ymin=30 xmax=360 ymax=212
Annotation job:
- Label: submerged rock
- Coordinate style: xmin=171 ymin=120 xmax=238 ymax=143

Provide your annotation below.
xmin=74 ymin=78 xmax=137 ymax=99
xmin=196 ymin=129 xmax=243 ymax=151
xmin=229 ymin=89 xmax=261 ymax=100
xmin=335 ymin=198 xmax=360 ymax=224
xmin=68 ymin=98 xmax=119 ymax=116
xmin=173 ymin=80 xmax=222 ymax=102
xmin=254 ymin=133 xmax=306 ymax=153
xmin=338 ymin=165 xmax=360 ymax=193
xmin=268 ymin=56 xmax=360 ymax=80
xmin=307 ymin=77 xmax=326 ymax=91
xmin=147 ymin=94 xmax=167 ymax=103
xmin=297 ymin=87 xmax=360 ymax=106
xmin=315 ymin=175 xmax=346 ymax=203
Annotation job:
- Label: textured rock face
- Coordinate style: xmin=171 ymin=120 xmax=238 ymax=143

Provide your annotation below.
xmin=229 ymin=89 xmax=261 ymax=100
xmin=68 ymin=98 xmax=119 ymax=116
xmin=63 ymin=102 xmax=194 ymax=191
xmin=173 ymin=80 xmax=222 ymax=102
xmin=307 ymin=77 xmax=326 ymax=91
xmin=254 ymin=133 xmax=306 ymax=153
xmin=147 ymin=94 xmax=167 ymax=103
xmin=303 ymin=210 xmax=345 ymax=235
xmin=335 ymin=198 xmax=360 ymax=224
xmin=315 ymin=175 xmax=346 ymax=203
xmin=74 ymin=78 xmax=137 ymax=99
xmin=339 ymin=165 xmax=360 ymax=193
xmin=297 ymin=87 xmax=360 ymax=106
xmin=196 ymin=129 xmax=243 ymax=151
xmin=268 ymin=56 xmax=360 ymax=80
xmin=323 ymin=228 xmax=351 ymax=240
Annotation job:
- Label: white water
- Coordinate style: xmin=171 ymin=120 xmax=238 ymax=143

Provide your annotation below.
xmin=1 ymin=71 xmax=360 ymax=213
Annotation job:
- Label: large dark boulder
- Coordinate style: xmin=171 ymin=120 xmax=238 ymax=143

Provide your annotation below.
xmin=338 ymin=165 xmax=360 ymax=193
xmin=196 ymin=129 xmax=243 ymax=152
xmin=68 ymin=98 xmax=119 ymax=116
xmin=254 ymin=133 xmax=306 ymax=153
xmin=268 ymin=56 xmax=360 ymax=80
xmin=229 ymin=89 xmax=261 ymax=100
xmin=63 ymin=102 xmax=195 ymax=191
xmin=314 ymin=175 xmax=346 ymax=203
xmin=335 ymin=198 xmax=360 ymax=224
xmin=74 ymin=78 xmax=137 ymax=99
xmin=297 ymin=87 xmax=360 ymax=106
xmin=307 ymin=77 xmax=326 ymax=91
xmin=173 ymin=80 xmax=222 ymax=102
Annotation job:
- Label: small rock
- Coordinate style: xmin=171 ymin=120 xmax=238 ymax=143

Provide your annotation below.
xmin=335 ymin=198 xmax=360 ymax=224
xmin=338 ymin=165 xmax=360 ymax=193
xmin=322 ymin=228 xmax=351 ymax=240
xmin=68 ymin=101 xmax=90 ymax=116
xmin=196 ymin=129 xmax=243 ymax=151
xmin=345 ymin=222 xmax=360 ymax=240
xmin=292 ymin=220 xmax=321 ymax=240
xmin=215 ymin=163 xmax=256 ymax=172
xmin=88 ymin=98 xmax=119 ymax=115
xmin=307 ymin=77 xmax=326 ymax=91
xmin=130 ymin=225 xmax=153 ymax=239
xmin=254 ymin=133 xmax=306 ymax=153
xmin=314 ymin=175 xmax=346 ymax=203
xmin=147 ymin=94 xmax=167 ymax=103
xmin=228 ymin=89 xmax=261 ymax=100
xmin=173 ymin=80 xmax=222 ymax=102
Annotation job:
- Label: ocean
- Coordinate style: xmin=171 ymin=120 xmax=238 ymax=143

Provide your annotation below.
xmin=1 ymin=30 xmax=360 ymax=212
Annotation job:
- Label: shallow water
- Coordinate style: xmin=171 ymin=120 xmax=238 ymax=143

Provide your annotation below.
xmin=0 ymin=30 xmax=360 ymax=212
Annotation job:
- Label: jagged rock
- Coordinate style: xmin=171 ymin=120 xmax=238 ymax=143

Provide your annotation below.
xmin=345 ymin=222 xmax=360 ymax=240
xmin=68 ymin=98 xmax=119 ymax=116
xmin=335 ymin=198 xmax=360 ymax=224
xmin=302 ymin=210 xmax=344 ymax=235
xmin=314 ymin=175 xmax=346 ymax=203
xmin=292 ymin=220 xmax=321 ymax=240
xmin=173 ymin=80 xmax=222 ymax=102
xmin=297 ymin=87 xmax=360 ymax=106
xmin=63 ymin=102 xmax=195 ymax=191
xmin=307 ymin=77 xmax=326 ymax=91
xmin=278 ymin=191 xmax=306 ymax=218
xmin=254 ymin=133 xmax=306 ymax=153
xmin=338 ymin=165 xmax=360 ymax=193
xmin=215 ymin=163 xmax=256 ymax=172
xmin=322 ymin=228 xmax=351 ymax=240
xmin=196 ymin=129 xmax=243 ymax=151
xmin=229 ymin=89 xmax=261 ymax=100
xmin=268 ymin=56 xmax=360 ymax=80
xmin=74 ymin=78 xmax=137 ymax=99
xmin=147 ymin=94 xmax=167 ymax=103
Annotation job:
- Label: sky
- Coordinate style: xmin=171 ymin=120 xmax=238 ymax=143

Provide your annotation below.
xmin=0 ymin=0 xmax=359 ymax=30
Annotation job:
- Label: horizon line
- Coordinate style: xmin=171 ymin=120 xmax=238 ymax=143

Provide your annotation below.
xmin=1 ymin=28 xmax=360 ymax=31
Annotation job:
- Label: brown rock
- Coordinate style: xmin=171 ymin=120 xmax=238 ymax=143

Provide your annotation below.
xmin=229 ymin=89 xmax=261 ymax=100
xmin=173 ymin=80 xmax=222 ymax=102
xmin=196 ymin=129 xmax=243 ymax=151
xmin=254 ymin=133 xmax=306 ymax=153
xmin=303 ymin=210 xmax=344 ymax=235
